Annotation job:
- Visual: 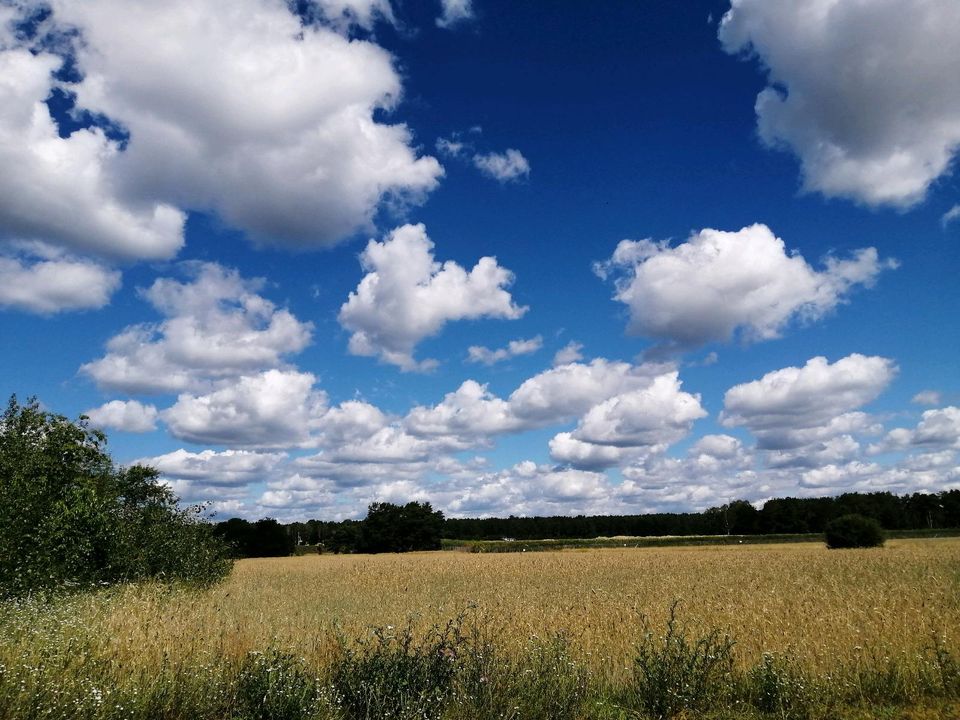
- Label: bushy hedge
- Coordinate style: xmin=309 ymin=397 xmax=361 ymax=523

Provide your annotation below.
xmin=825 ymin=513 xmax=886 ymax=549
xmin=0 ymin=396 xmax=232 ymax=595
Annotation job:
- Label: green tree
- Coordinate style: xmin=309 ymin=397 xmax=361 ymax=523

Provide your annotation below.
xmin=0 ymin=395 xmax=231 ymax=595
xmin=358 ymin=501 xmax=445 ymax=553
xmin=824 ymin=513 xmax=885 ymax=549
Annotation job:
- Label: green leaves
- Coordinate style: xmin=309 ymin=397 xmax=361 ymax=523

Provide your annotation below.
xmin=0 ymin=395 xmax=231 ymax=595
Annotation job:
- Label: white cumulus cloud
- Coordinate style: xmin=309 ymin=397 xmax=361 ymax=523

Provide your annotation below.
xmin=162 ymin=369 xmax=328 ymax=449
xmin=84 ymin=400 xmax=158 ymax=433
xmin=82 ymin=263 xmax=313 ymax=394
xmin=2 ymin=0 xmax=441 ymax=260
xmin=571 ymin=373 xmax=706 ymax=448
xmin=871 ymin=407 xmax=960 ymax=453
xmin=0 ymin=249 xmax=120 ymax=314
xmin=721 ymin=354 xmax=897 ymax=450
xmin=0 ymin=46 xmax=184 ymax=260
xmin=339 ymin=223 xmax=527 ymax=371
xmin=720 ymin=0 xmax=960 ymax=208
xmin=596 ymin=224 xmax=895 ymax=355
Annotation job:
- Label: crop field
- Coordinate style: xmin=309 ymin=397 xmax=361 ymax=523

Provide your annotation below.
xmin=2 ymin=538 xmax=960 ymax=719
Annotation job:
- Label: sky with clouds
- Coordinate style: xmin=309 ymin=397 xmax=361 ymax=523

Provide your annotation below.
xmin=1 ymin=0 xmax=958 ymax=521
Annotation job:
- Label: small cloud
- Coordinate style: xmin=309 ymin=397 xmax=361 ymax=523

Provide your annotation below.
xmin=912 ymin=390 xmax=942 ymax=406
xmin=436 ymin=136 xmax=467 ymax=158
xmin=436 ymin=0 xmax=474 ymax=28
xmin=942 ymin=205 xmax=960 ymax=228
xmin=553 ymin=341 xmax=584 ymax=366
xmin=687 ymin=351 xmax=719 ymax=368
xmin=467 ymin=336 xmax=542 ymax=365
xmin=473 ymin=149 xmax=531 ymax=183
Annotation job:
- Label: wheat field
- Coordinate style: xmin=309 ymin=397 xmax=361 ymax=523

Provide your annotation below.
xmin=80 ymin=539 xmax=960 ymax=675
xmin=3 ymin=538 xmax=959 ymax=718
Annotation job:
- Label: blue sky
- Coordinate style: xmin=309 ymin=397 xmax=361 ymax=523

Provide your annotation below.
xmin=1 ymin=0 xmax=958 ymax=520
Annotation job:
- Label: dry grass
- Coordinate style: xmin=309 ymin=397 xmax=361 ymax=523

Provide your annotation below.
xmin=81 ymin=537 xmax=960 ymax=683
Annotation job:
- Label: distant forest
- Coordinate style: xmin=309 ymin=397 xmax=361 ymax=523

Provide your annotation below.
xmin=214 ymin=490 xmax=960 ymax=558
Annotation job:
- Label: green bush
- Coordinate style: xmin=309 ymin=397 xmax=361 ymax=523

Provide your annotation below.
xmin=745 ymin=652 xmax=813 ymax=719
xmin=235 ymin=648 xmax=319 ymax=720
xmin=628 ymin=602 xmax=736 ymax=719
xmin=0 ymin=395 xmax=232 ymax=595
xmin=824 ymin=514 xmax=885 ymax=549
xmin=455 ymin=627 xmax=587 ymax=720
xmin=328 ymin=618 xmax=463 ymax=719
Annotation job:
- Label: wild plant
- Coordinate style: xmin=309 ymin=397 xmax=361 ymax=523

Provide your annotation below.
xmin=628 ymin=601 xmax=736 ymax=719
xmin=744 ymin=651 xmax=813 ymax=720
xmin=327 ymin=615 xmax=464 ymax=720
xmin=235 ymin=647 xmax=320 ymax=720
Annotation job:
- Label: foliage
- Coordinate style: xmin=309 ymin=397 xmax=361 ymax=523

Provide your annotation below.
xmin=744 ymin=652 xmax=813 ymax=719
xmin=629 ymin=602 xmax=736 ymax=719
xmin=356 ymin=501 xmax=445 ymax=554
xmin=0 ymin=395 xmax=231 ymax=595
xmin=235 ymin=648 xmax=319 ymax=720
xmin=440 ymin=490 xmax=960 ymax=541
xmin=327 ymin=617 xmax=462 ymax=719
xmin=824 ymin=514 xmax=886 ymax=549
xmin=214 ymin=517 xmax=296 ymax=558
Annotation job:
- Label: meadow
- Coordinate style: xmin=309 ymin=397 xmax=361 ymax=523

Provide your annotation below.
xmin=2 ymin=538 xmax=959 ymax=719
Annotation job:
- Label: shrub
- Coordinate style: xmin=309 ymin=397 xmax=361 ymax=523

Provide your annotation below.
xmin=0 ymin=395 xmax=231 ymax=595
xmin=455 ymin=626 xmax=587 ymax=720
xmin=328 ymin=617 xmax=463 ymax=719
xmin=824 ymin=514 xmax=885 ymax=549
xmin=745 ymin=652 xmax=813 ymax=719
xmin=629 ymin=602 xmax=736 ymax=719
xmin=235 ymin=648 xmax=319 ymax=720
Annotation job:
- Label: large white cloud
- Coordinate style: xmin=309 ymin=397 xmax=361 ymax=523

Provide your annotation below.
xmin=405 ymin=360 xmax=701 ymax=471
xmin=596 ymin=224 xmax=894 ymax=354
xmin=40 ymin=0 xmax=442 ymax=249
xmin=571 ymin=373 xmax=706 ymax=447
xmin=84 ymin=399 xmax=158 ymax=433
xmin=547 ymin=372 xmax=705 ymax=469
xmin=0 ymin=0 xmax=440 ymax=281
xmin=162 ymin=369 xmax=328 ymax=448
xmin=405 ymin=379 xmax=523 ymax=439
xmin=548 ymin=433 xmax=634 ymax=471
xmin=719 ymin=0 xmax=960 ymax=208
xmin=405 ymin=358 xmax=674 ymax=445
xmin=0 ymin=46 xmax=184 ymax=260
xmin=135 ymin=447 xmax=286 ymax=506
xmin=138 ymin=448 xmax=285 ymax=486
xmin=82 ymin=263 xmax=312 ymax=394
xmin=339 ymin=223 xmax=527 ymax=370
xmin=721 ymin=354 xmax=897 ymax=449
xmin=508 ymin=358 xmax=672 ymax=424
xmin=871 ymin=406 xmax=960 ymax=454
xmin=0 ymin=248 xmax=120 ymax=313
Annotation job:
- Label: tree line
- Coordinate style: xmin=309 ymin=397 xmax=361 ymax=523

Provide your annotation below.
xmin=219 ymin=490 xmax=960 ymax=557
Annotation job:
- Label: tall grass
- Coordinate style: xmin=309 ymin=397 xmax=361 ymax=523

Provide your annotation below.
xmin=1 ymin=539 xmax=958 ymax=719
